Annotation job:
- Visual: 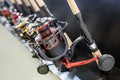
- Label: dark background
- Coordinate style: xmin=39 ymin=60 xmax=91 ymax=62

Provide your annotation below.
xmin=43 ymin=0 xmax=120 ymax=67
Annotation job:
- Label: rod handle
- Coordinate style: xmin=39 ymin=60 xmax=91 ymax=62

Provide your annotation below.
xmin=16 ymin=0 xmax=22 ymax=5
xmin=67 ymin=0 xmax=80 ymax=15
xmin=29 ymin=0 xmax=40 ymax=12
xmin=36 ymin=0 xmax=45 ymax=7
xmin=64 ymin=33 xmax=72 ymax=47
xmin=23 ymin=0 xmax=31 ymax=7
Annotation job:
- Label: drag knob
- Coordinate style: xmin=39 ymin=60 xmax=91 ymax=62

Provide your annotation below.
xmin=98 ymin=54 xmax=115 ymax=71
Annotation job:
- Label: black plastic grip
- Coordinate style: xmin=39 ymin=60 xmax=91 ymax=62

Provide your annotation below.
xmin=40 ymin=5 xmax=53 ymax=17
xmin=75 ymin=13 xmax=94 ymax=44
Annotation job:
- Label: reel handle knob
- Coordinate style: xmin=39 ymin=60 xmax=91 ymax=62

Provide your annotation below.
xmin=92 ymin=50 xmax=115 ymax=71
xmin=98 ymin=54 xmax=115 ymax=71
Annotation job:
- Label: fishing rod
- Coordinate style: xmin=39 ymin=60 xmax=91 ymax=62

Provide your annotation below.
xmin=35 ymin=0 xmax=53 ymax=17
xmin=15 ymin=0 xmax=29 ymax=16
xmin=13 ymin=0 xmax=43 ymax=38
xmin=65 ymin=0 xmax=115 ymax=71
xmin=4 ymin=0 xmax=13 ymax=8
xmin=28 ymin=0 xmax=42 ymax=17
xmin=0 ymin=0 xmax=4 ymax=8
xmin=9 ymin=0 xmax=22 ymax=13
xmin=22 ymin=0 xmax=35 ymax=15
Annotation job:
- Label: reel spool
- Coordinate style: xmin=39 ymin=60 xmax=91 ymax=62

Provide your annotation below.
xmin=34 ymin=17 xmax=68 ymax=61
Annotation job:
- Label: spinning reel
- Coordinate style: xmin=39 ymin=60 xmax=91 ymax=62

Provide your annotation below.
xmin=34 ymin=17 xmax=68 ymax=60
xmin=14 ymin=14 xmax=37 ymax=41
xmin=35 ymin=0 xmax=115 ymax=73
xmin=0 ymin=6 xmax=20 ymax=25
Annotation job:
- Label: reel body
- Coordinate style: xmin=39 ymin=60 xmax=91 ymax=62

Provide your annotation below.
xmin=34 ymin=17 xmax=67 ymax=59
xmin=33 ymin=17 xmax=69 ymax=71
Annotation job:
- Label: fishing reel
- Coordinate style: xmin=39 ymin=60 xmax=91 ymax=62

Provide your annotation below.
xmin=34 ymin=17 xmax=69 ymax=61
xmin=34 ymin=18 xmax=115 ymax=74
xmin=14 ymin=14 xmax=37 ymax=41
xmin=0 ymin=6 xmax=20 ymax=25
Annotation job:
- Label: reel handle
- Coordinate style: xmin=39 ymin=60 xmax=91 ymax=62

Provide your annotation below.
xmin=63 ymin=34 xmax=115 ymax=71
xmin=62 ymin=56 xmax=99 ymax=69
xmin=66 ymin=0 xmax=115 ymax=71
xmin=62 ymin=34 xmax=99 ymax=68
